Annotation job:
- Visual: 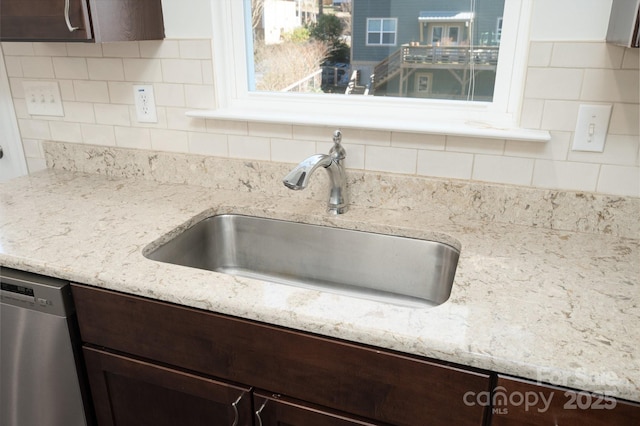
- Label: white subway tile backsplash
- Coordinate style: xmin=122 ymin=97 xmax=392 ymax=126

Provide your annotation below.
xmin=102 ymin=42 xmax=140 ymax=58
xmin=26 ymin=157 xmax=47 ymax=173
xmin=568 ymin=134 xmax=640 ymax=167
xmin=271 ymin=138 xmax=316 ymax=163
xmin=18 ymin=119 xmax=51 ymax=139
xmin=524 ymin=68 xmax=583 ymax=100
xmin=161 ymin=59 xmax=203 ymax=84
xmin=114 ymin=126 xmax=151 ymax=149
xmin=609 ymin=103 xmax=640 ymax=136
xmin=532 ymin=160 xmax=599 ymax=192
xmin=184 ymin=84 xmax=215 ymax=109
xmin=139 ymin=40 xmax=181 ymax=59
xmin=6 ymin=39 xmax=638 ymax=197
xmin=391 ymin=132 xmax=446 ymax=150
xmin=155 ymin=84 xmax=185 ymax=107
xmin=4 ymin=56 xmax=22 ymax=77
xmin=581 ymin=69 xmax=640 ymax=104
xmin=446 ymin=136 xmax=505 ymax=154
xmin=248 ymin=122 xmax=293 ymax=139
xmin=150 ymin=129 xmax=189 ymax=152
xmin=365 ymin=145 xmax=417 ymax=174
xmin=228 ymin=135 xmax=271 ymax=160
xmin=88 ymin=58 xmax=125 ymax=81
xmin=33 ymin=42 xmax=67 ymax=57
xmin=178 ymin=40 xmax=212 ymax=59
xmin=123 ymin=59 xmax=163 ymax=82
xmin=417 ymin=150 xmax=473 ymax=180
xmin=2 ymin=42 xmax=35 ymax=56
xmin=81 ymin=124 xmax=116 ymax=146
xmin=52 ymin=57 xmax=89 ymax=79
xmin=74 ymin=80 xmax=110 ymax=103
xmin=66 ymin=43 xmax=102 ymax=57
xmin=540 ymin=100 xmax=580 ymax=132
xmin=94 ymin=103 xmax=131 ymax=126
xmin=20 ymin=57 xmax=55 ymax=78
xmin=107 ymin=82 xmax=135 ymax=104
xmin=63 ymin=102 xmax=96 ymax=124
xmin=188 ymin=132 xmax=228 ymax=157
xmin=473 ymin=155 xmax=534 ymax=186
xmin=49 ymin=121 xmax=83 ymax=143
xmin=597 ymin=165 xmax=640 ymax=197
xmin=528 ymin=42 xmax=553 ymax=67
xmin=550 ymin=43 xmax=625 ymax=69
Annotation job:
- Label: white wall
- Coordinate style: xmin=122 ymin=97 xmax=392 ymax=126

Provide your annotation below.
xmin=530 ymin=0 xmax=613 ymax=41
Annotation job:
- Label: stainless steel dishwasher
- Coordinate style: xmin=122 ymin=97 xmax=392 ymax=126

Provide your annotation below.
xmin=1 ymin=267 xmax=90 ymax=426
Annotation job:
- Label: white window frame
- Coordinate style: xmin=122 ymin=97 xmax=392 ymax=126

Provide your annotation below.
xmin=415 ymin=73 xmax=433 ymax=94
xmin=188 ymin=0 xmax=549 ymax=142
xmin=366 ymin=17 xmax=397 ymax=46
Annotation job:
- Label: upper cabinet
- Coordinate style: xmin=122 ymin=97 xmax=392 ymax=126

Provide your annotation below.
xmin=0 ymin=0 xmax=165 ymax=42
xmin=607 ymin=0 xmax=640 ymax=48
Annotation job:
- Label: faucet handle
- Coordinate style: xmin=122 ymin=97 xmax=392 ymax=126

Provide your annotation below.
xmin=330 ymin=130 xmax=345 ymax=161
xmin=333 ymin=130 xmax=342 ymax=145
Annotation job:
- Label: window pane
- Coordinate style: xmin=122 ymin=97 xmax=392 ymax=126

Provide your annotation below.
xmin=368 ymin=19 xmax=381 ymax=32
xmin=247 ymin=0 xmax=505 ymax=102
xmin=382 ymin=19 xmax=396 ymax=31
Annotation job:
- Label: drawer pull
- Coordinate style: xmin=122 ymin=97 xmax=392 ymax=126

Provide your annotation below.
xmin=231 ymin=392 xmax=245 ymax=426
xmin=255 ymin=400 xmax=268 ymax=426
xmin=64 ymin=0 xmax=79 ymax=32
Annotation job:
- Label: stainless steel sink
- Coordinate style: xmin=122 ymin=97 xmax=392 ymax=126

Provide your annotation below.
xmin=144 ymin=214 xmax=460 ymax=308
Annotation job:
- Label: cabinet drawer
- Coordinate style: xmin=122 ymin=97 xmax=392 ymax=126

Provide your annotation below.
xmin=491 ymin=375 xmax=640 ymax=426
xmin=72 ymin=284 xmax=490 ymax=426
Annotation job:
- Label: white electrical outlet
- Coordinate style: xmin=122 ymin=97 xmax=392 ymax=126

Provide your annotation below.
xmin=571 ymin=104 xmax=612 ymax=152
xmin=133 ymin=85 xmax=158 ymax=123
xmin=23 ymin=81 xmax=64 ymax=117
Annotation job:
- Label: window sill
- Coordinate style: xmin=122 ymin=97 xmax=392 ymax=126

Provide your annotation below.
xmin=186 ymin=106 xmax=550 ymax=143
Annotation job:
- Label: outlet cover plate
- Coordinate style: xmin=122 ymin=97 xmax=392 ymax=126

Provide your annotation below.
xmin=23 ymin=81 xmax=64 ymax=117
xmin=133 ymin=84 xmax=158 ymax=123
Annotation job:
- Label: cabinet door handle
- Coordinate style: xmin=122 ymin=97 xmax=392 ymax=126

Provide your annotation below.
xmin=254 ymin=400 xmax=268 ymax=426
xmin=231 ymin=392 xmax=245 ymax=426
xmin=64 ymin=0 xmax=79 ymax=32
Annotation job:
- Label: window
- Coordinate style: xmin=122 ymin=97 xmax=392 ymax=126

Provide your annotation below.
xmin=496 ymin=17 xmax=504 ymax=43
xmin=415 ymin=73 xmax=433 ymax=93
xmin=366 ymin=18 xmax=397 ymax=46
xmin=193 ymin=0 xmax=549 ymax=142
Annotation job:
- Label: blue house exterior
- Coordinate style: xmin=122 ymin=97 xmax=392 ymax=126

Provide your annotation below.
xmin=350 ymin=0 xmax=505 ymax=100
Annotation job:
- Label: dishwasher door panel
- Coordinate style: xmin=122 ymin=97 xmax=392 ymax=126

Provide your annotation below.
xmin=1 ymin=301 xmax=87 ymax=426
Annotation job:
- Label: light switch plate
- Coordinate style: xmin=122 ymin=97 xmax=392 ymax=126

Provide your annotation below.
xmin=133 ymin=84 xmax=158 ymax=123
xmin=571 ymin=104 xmax=612 ymax=152
xmin=22 ymin=81 xmax=64 ymax=117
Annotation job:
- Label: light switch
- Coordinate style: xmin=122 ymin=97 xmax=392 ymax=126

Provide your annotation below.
xmin=571 ymin=104 xmax=612 ymax=152
xmin=22 ymin=81 xmax=64 ymax=117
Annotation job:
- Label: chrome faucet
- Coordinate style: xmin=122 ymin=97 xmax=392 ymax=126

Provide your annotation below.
xmin=283 ymin=130 xmax=348 ymax=214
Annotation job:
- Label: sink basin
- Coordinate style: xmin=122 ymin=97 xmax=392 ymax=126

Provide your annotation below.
xmin=144 ymin=214 xmax=460 ymax=308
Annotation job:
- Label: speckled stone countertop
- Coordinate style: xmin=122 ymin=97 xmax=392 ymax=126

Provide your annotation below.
xmin=1 ymin=144 xmax=639 ymax=403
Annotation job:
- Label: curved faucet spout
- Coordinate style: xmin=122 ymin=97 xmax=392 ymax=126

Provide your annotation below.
xmin=282 ymin=130 xmax=349 ymax=214
xmin=283 ymin=154 xmax=332 ymax=190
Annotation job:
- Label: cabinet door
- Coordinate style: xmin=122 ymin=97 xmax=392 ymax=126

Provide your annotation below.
xmin=491 ymin=375 xmax=640 ymax=426
xmin=83 ymin=346 xmax=252 ymax=426
xmin=0 ymin=0 xmax=92 ymax=41
xmin=253 ymin=392 xmax=389 ymax=426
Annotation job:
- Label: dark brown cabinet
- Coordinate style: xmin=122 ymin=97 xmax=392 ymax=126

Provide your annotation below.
xmin=253 ymin=391 xmax=389 ymax=426
xmin=0 ymin=0 xmax=164 ymax=42
xmin=490 ymin=375 xmax=640 ymax=426
xmin=83 ymin=346 xmax=252 ymax=426
xmin=71 ymin=284 xmax=492 ymax=426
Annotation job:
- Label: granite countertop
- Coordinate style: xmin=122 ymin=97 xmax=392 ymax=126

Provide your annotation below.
xmin=1 ymin=169 xmax=638 ymax=402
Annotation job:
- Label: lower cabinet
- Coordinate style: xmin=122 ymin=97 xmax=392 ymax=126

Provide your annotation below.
xmin=490 ymin=375 xmax=640 ymax=426
xmin=71 ymin=284 xmax=491 ymax=426
xmin=83 ymin=346 xmax=252 ymax=426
